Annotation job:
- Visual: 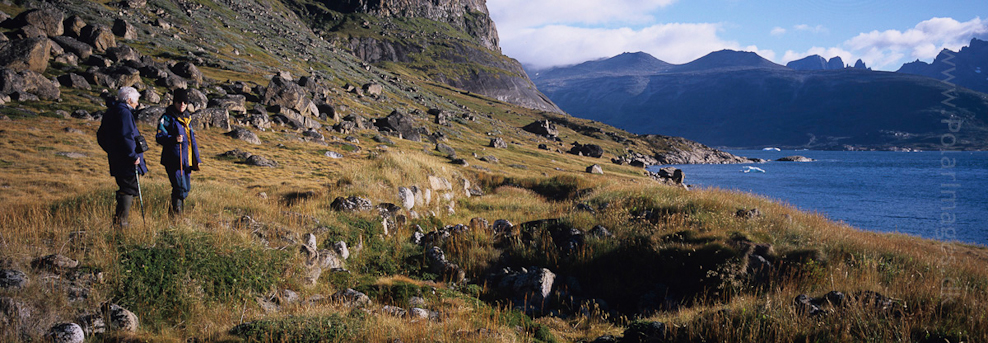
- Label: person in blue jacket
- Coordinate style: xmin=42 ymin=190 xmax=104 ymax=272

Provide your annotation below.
xmin=156 ymin=88 xmax=201 ymax=216
xmin=96 ymin=86 xmax=147 ymax=228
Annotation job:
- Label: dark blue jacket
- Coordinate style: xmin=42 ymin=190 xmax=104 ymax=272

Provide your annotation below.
xmin=155 ymin=106 xmax=201 ymax=171
xmin=96 ymin=100 xmax=148 ymax=176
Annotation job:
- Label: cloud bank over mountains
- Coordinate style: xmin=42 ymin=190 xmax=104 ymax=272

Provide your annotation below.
xmin=487 ymin=0 xmax=987 ymax=71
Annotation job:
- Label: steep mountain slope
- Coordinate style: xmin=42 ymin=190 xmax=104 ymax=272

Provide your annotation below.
xmin=533 ymin=49 xmax=988 ymax=149
xmin=898 ymin=38 xmax=988 ymax=95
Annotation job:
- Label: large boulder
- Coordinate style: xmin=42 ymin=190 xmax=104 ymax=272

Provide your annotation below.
xmin=569 ymin=142 xmax=604 ymax=158
xmin=523 ymin=120 xmax=559 ymax=137
xmin=0 ymin=37 xmax=51 ymax=73
xmin=171 ymin=62 xmax=203 ymax=86
xmin=104 ymin=45 xmax=140 ymax=63
xmin=51 ymin=36 xmax=93 ymax=60
xmin=489 ymin=137 xmax=507 ymax=148
xmin=111 ymin=19 xmax=136 ymax=40
xmin=20 ymin=70 xmax=60 ymax=100
xmin=262 ymin=74 xmax=309 ymax=115
xmin=225 ymin=126 xmax=261 ymax=144
xmin=492 ymin=267 xmax=556 ymax=311
xmin=192 ymin=108 xmax=231 ymax=130
xmin=63 ymin=15 xmax=86 ymax=38
xmin=57 ymin=73 xmax=91 ymax=90
xmin=14 ymin=8 xmax=64 ymax=37
xmin=331 ymin=288 xmax=371 ymax=308
xmin=134 ymin=106 xmax=165 ymax=124
xmin=0 ymin=68 xmax=25 ymax=96
xmin=270 ymin=106 xmax=320 ymax=130
xmin=425 ymin=246 xmax=465 ymax=282
xmin=374 ymin=110 xmax=421 ymax=141
xmin=208 ymin=94 xmax=247 ymax=113
xmin=80 ymin=24 xmax=115 ymax=53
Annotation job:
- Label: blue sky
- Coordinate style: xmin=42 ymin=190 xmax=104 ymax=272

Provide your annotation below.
xmin=487 ymin=0 xmax=987 ymax=71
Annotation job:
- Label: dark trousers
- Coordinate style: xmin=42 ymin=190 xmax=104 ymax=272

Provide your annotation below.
xmin=166 ymin=166 xmax=191 ymax=199
xmin=114 ymin=173 xmax=139 ymax=196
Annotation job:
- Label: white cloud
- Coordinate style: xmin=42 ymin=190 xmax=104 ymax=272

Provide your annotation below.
xmin=487 ymin=0 xmax=677 ymax=29
xmin=793 ymin=24 xmax=829 ymax=34
xmin=500 ymin=23 xmax=775 ymax=70
xmin=770 ymin=27 xmax=787 ymax=36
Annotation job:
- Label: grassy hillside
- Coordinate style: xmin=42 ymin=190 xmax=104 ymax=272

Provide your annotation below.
xmin=1 ymin=1 xmax=987 ymax=342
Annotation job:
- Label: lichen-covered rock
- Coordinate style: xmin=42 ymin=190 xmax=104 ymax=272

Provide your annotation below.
xmin=245 ymin=154 xmax=277 ymax=167
xmin=101 ymin=303 xmax=139 ymax=332
xmin=192 ymin=108 xmax=231 ymax=131
xmin=587 ymin=164 xmax=603 ymax=174
xmin=489 ymin=137 xmax=507 ymax=148
xmin=111 ymin=19 xmax=136 ymax=39
xmin=14 ymin=8 xmax=64 ymax=37
xmin=0 ymin=37 xmax=51 ymax=73
xmin=80 ymin=24 xmax=115 ymax=53
xmin=330 ymin=196 xmax=372 ymax=212
xmin=31 ymin=254 xmax=79 ymax=271
xmin=47 ymin=323 xmax=84 ymax=343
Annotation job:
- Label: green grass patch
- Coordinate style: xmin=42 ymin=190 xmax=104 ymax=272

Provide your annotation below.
xmin=114 ymin=230 xmax=290 ymax=330
xmin=229 ymin=314 xmax=362 ymax=343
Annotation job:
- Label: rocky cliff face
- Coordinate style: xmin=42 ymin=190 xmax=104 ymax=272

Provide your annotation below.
xmin=300 ymin=0 xmax=562 ymax=113
xmin=318 ymin=0 xmax=499 ymax=52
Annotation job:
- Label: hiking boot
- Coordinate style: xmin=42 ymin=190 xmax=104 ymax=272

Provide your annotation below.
xmin=113 ymin=193 xmax=133 ymax=228
xmin=170 ymin=196 xmax=183 ymax=217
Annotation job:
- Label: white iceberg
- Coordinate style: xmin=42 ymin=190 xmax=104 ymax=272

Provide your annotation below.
xmin=742 ymin=166 xmax=766 ymax=173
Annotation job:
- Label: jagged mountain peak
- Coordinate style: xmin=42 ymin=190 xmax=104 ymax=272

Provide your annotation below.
xmin=896 ymin=37 xmax=988 ymax=94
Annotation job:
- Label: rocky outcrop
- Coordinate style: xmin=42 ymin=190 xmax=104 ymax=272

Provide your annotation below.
xmin=776 ymin=155 xmax=814 ymax=162
xmin=523 ymin=119 xmax=559 ymax=138
xmin=644 ymin=135 xmax=762 ymax=164
xmin=568 ymin=142 xmax=603 ymax=158
xmin=0 ymin=37 xmax=51 ymax=73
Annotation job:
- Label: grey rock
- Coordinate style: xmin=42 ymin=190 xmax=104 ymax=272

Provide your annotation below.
xmin=333 ymin=241 xmax=350 ymax=260
xmin=171 ymin=62 xmax=204 ymax=86
xmin=735 ymin=208 xmax=762 ymax=219
xmin=14 ymin=8 xmax=64 ymax=37
xmin=47 ymin=323 xmax=84 ymax=343
xmin=104 ymin=45 xmax=140 ymax=63
xmin=63 ymin=16 xmax=86 ymax=38
xmin=398 ymin=187 xmax=415 ymax=210
xmin=31 ymin=254 xmax=78 ymax=270
xmin=382 ymin=305 xmax=406 ymax=317
xmin=80 ymin=24 xmax=115 ymax=53
xmin=409 ymin=307 xmax=430 ymax=319
xmin=331 ymin=196 xmax=372 ymax=212
xmin=225 ymin=126 xmax=261 ymax=145
xmin=623 ymin=321 xmax=667 ymax=343
xmin=101 ymin=303 xmax=139 ymax=332
xmin=777 ymin=155 xmax=815 ymax=162
xmin=435 ymin=143 xmax=456 ymax=157
xmin=56 ymin=73 xmax=90 ymax=90
xmin=523 ymin=120 xmax=559 ymax=137
xmin=76 ymin=313 xmax=106 ymax=336
xmin=493 ymin=267 xmax=556 ymax=308
xmin=489 ymin=137 xmax=507 ymax=148
xmin=375 ymin=110 xmax=422 ymax=141
xmin=192 ymin=108 xmax=231 ymax=131
xmin=589 ymin=225 xmax=613 ymax=238
xmin=332 ymin=288 xmax=371 ymax=308
xmin=425 ymin=246 xmax=464 ymax=282
xmin=55 ymin=152 xmax=87 ymax=159
xmin=209 ymin=94 xmax=247 ymax=113
xmin=246 ymin=154 xmax=278 ymax=167
xmin=134 ymin=106 xmax=166 ymax=125
xmin=362 ymin=83 xmax=383 ymax=96
xmin=587 ymin=164 xmax=603 ymax=174
xmin=0 ymin=37 xmax=51 ymax=73
xmin=569 ymin=142 xmax=603 ymax=158
xmin=325 ymin=151 xmax=343 ymax=158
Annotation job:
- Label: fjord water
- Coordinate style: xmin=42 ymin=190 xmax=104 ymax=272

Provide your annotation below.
xmin=651 ymin=150 xmax=988 ymax=245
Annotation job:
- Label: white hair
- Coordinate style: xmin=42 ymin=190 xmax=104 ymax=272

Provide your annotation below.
xmin=117 ymin=86 xmax=140 ymax=103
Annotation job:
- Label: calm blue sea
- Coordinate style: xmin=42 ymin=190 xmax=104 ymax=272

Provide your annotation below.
xmin=648 ymin=150 xmax=988 ymax=246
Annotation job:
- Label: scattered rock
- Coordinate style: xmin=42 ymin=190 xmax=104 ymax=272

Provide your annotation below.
xmin=245 ymin=154 xmax=277 ymax=167
xmin=331 ymin=196 xmax=372 ymax=212
xmin=522 ymin=120 xmax=558 ymax=138
xmin=435 ymin=143 xmax=456 ymax=157
xmin=101 ymin=303 xmax=139 ymax=332
xmin=56 ymin=73 xmax=90 ymax=90
xmin=479 ymin=155 xmax=498 ymax=163
xmin=362 ymin=83 xmax=382 ymax=96
xmin=425 ymin=246 xmax=465 ymax=282
xmin=47 ymin=323 xmax=84 ymax=343
xmin=1 ymin=297 xmax=31 ymax=325
xmin=589 ymin=225 xmax=613 ymax=238
xmin=31 ymin=254 xmax=78 ymax=271
xmin=491 ymin=267 xmax=556 ymax=312
xmin=63 ymin=16 xmax=86 ymax=38
xmin=325 ymin=151 xmax=343 ymax=158
xmin=104 ymin=45 xmax=139 ymax=63
xmin=55 ymin=152 xmax=87 ymax=159
xmin=225 ymin=126 xmax=261 ymax=145
xmin=332 ymin=288 xmax=371 ymax=308
xmin=375 ymin=110 xmax=422 ymax=141
xmin=398 ymin=187 xmax=415 ymax=210
xmin=0 ymin=269 xmax=30 ymax=289
xmin=489 ymin=137 xmax=507 ymax=148
xmin=209 ymin=94 xmax=247 ymax=113
xmin=569 ymin=142 xmax=603 ymax=158
xmin=171 ymin=62 xmax=204 ymax=86
xmin=587 ymin=164 xmax=603 ymax=174
xmin=735 ymin=208 xmax=762 ymax=219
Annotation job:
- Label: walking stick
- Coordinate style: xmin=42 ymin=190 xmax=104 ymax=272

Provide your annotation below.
xmin=135 ymin=165 xmax=147 ymax=228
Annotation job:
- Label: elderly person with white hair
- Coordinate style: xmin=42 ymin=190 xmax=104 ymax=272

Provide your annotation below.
xmin=97 ymin=86 xmax=148 ymax=228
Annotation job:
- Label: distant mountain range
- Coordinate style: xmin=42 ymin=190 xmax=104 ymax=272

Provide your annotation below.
xmin=531 ymin=39 xmax=988 ymax=150
xmin=898 ymin=38 xmax=988 ymax=95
